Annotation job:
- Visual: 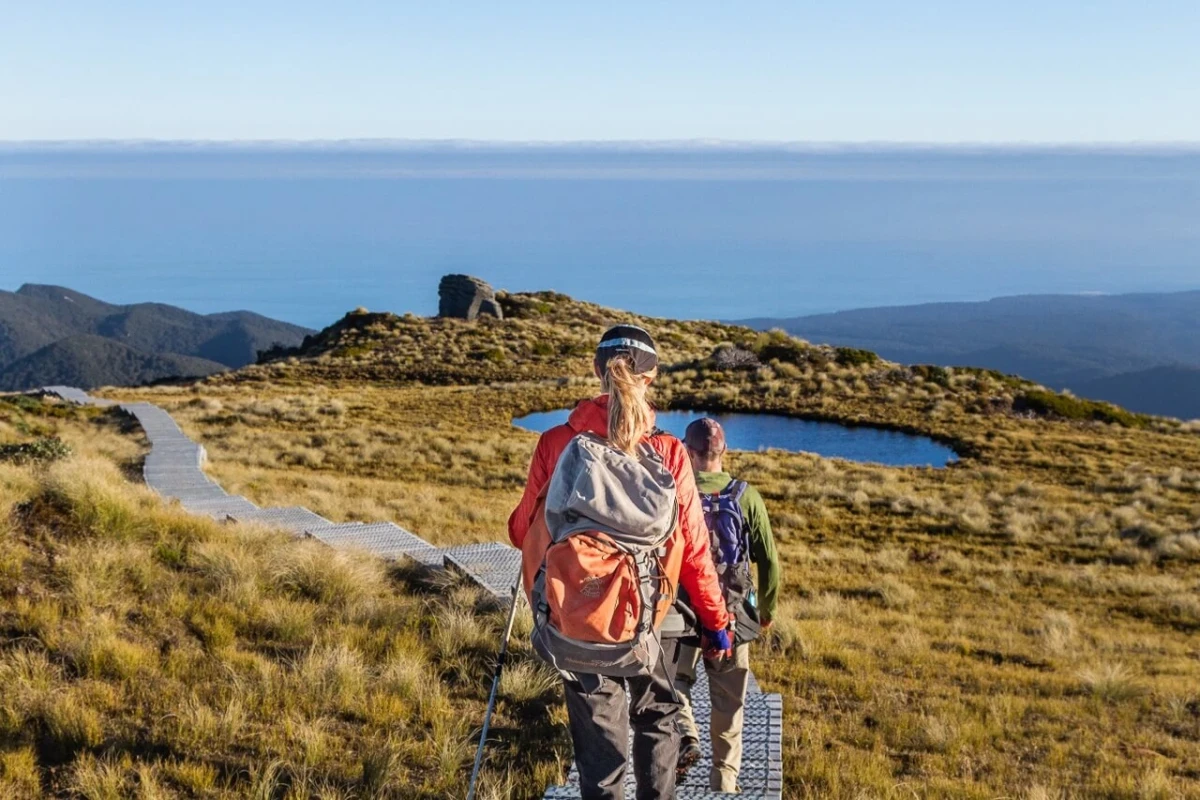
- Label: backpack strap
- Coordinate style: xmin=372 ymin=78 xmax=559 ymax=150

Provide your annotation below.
xmin=723 ymin=480 xmax=752 ymax=563
xmin=639 ymin=426 xmax=673 ymax=466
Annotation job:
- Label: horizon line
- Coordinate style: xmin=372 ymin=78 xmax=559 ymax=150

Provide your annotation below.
xmin=4 ymin=138 xmax=1200 ymax=153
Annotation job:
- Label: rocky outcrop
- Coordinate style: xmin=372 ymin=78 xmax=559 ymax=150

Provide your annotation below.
xmin=710 ymin=344 xmax=761 ymax=369
xmin=438 ymin=275 xmax=503 ymax=321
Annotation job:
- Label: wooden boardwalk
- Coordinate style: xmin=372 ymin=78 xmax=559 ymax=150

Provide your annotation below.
xmin=40 ymin=386 xmax=783 ymax=798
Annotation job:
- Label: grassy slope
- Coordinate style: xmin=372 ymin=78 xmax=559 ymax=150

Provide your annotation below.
xmin=0 ymin=397 xmax=567 ymax=798
xmin=23 ymin=289 xmax=1200 ymax=798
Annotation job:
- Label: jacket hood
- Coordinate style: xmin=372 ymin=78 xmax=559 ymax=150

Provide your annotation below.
xmin=566 ymin=394 xmax=657 ymax=438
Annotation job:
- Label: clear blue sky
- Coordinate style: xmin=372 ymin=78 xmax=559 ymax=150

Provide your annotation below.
xmin=2 ymin=1 xmax=1198 ymax=142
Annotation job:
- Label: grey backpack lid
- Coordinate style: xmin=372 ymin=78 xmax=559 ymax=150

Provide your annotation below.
xmin=544 ymin=432 xmax=677 ymax=550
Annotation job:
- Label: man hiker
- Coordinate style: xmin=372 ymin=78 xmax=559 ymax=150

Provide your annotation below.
xmin=672 ymin=417 xmax=781 ymax=793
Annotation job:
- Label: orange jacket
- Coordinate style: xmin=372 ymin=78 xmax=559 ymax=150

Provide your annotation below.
xmin=508 ymin=395 xmax=730 ymax=634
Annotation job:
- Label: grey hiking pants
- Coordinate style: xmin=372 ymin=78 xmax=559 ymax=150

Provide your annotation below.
xmin=561 ymin=668 xmax=679 ymax=800
xmin=673 ymin=642 xmax=751 ymax=792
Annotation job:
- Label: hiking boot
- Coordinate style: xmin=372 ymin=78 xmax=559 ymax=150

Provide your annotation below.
xmin=676 ymin=738 xmax=701 ymax=780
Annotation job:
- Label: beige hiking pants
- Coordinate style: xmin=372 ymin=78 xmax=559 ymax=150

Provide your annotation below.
xmin=674 ymin=642 xmax=751 ymax=793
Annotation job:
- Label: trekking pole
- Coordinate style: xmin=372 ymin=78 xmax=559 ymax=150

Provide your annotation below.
xmin=466 ymin=580 xmax=522 ymax=800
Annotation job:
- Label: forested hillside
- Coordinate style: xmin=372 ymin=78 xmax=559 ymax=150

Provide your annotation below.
xmin=0 ymin=284 xmax=311 ymax=390
xmin=741 ymin=290 xmax=1200 ymax=418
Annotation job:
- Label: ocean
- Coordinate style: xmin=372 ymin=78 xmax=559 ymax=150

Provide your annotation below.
xmin=2 ymin=144 xmax=1198 ymax=329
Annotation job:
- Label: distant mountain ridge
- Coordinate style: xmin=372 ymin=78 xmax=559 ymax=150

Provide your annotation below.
xmin=0 ymin=285 xmax=312 ymax=391
xmin=1073 ymin=365 xmax=1200 ymax=421
xmin=739 ymin=290 xmax=1200 ymax=419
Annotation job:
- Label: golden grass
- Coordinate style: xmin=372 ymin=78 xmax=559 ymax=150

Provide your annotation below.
xmin=96 ymin=381 xmax=1198 ymax=796
xmin=0 ymin=398 xmax=570 ymax=798
xmin=9 ymin=289 xmax=1200 ymax=797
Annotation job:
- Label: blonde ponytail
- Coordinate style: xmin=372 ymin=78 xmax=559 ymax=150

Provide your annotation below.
xmin=603 ymin=354 xmax=656 ymax=454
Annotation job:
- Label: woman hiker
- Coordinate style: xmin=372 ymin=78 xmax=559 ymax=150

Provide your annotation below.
xmin=509 ymin=324 xmax=733 ymax=800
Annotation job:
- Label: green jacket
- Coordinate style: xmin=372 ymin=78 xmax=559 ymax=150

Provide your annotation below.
xmin=695 ymin=470 xmax=781 ymax=623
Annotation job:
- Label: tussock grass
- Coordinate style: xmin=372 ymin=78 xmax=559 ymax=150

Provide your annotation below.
xmin=763 ymin=600 xmax=807 ymax=656
xmin=1077 ymin=661 xmax=1147 ymax=702
xmin=67 ymin=753 xmax=130 ymax=800
xmin=1038 ymin=610 xmax=1078 ymax=660
xmin=0 ymin=400 xmax=568 ymax=797
xmin=378 ymin=650 xmax=434 ymax=702
xmin=297 ymin=644 xmax=369 ymax=711
xmin=26 ymin=289 xmax=1200 ymax=797
xmin=108 ymin=361 xmax=1200 ymax=795
xmin=499 ymin=660 xmax=560 ymax=703
xmin=872 ymin=576 xmax=916 ymax=609
xmin=432 ymin=606 xmax=490 ymax=660
xmin=0 ymin=747 xmax=42 ymax=798
xmin=273 ymin=545 xmax=386 ymax=611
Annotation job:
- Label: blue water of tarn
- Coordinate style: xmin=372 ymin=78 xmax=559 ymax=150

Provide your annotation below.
xmin=513 ymin=408 xmax=957 ymax=468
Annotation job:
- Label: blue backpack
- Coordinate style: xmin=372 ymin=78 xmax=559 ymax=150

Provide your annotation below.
xmin=700 ymin=480 xmax=760 ymax=644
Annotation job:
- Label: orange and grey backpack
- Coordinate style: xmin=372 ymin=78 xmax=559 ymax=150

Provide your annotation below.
xmin=520 ymin=431 xmax=678 ymax=677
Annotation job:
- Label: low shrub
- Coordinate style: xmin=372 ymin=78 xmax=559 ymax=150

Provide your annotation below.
xmin=332 ymin=343 xmax=377 ymax=359
xmin=469 ymin=347 xmax=507 ymax=363
xmin=749 ymin=329 xmax=810 ymax=366
xmin=913 ymin=364 xmax=952 ymax=388
xmin=496 ymin=290 xmax=566 ymax=318
xmin=0 ymin=436 xmax=72 ymax=465
xmin=834 ymin=346 xmax=878 ymax=367
xmin=956 ymin=365 xmax=1029 ymax=388
xmin=1016 ymin=390 xmax=1149 ymax=428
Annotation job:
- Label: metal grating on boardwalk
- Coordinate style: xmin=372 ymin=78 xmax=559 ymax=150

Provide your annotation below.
xmin=38 ymin=386 xmax=489 ymax=582
xmin=38 ymin=386 xmax=784 ymax=799
xmin=40 ymin=385 xmax=118 ymax=407
xmin=306 ymin=522 xmax=445 ymax=567
xmin=544 ymin=667 xmax=783 ymax=799
xmin=443 ymin=542 xmax=522 ymax=595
